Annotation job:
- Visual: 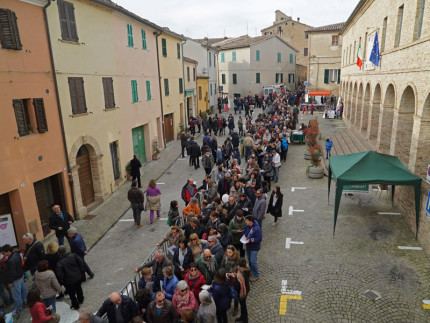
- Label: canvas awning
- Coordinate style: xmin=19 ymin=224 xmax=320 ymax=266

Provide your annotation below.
xmin=328 ymin=151 xmax=422 ymax=237
xmin=308 ymin=91 xmax=331 ymax=96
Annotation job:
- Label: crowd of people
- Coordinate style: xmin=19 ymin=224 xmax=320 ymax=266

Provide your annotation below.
xmin=0 ymin=86 xmax=308 ymax=323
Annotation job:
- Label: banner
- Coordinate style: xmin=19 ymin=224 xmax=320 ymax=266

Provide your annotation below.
xmin=0 ymin=214 xmax=17 ymax=247
xmin=343 ymin=184 xmax=371 ymax=194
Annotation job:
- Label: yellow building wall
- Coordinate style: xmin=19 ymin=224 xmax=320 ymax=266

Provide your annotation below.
xmin=197 ymin=78 xmax=209 ymax=114
xmin=158 ymin=33 xmax=185 ymax=138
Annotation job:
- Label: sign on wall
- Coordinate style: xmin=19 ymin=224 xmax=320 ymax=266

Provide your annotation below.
xmin=0 ymin=214 xmax=17 ymax=247
xmin=426 ymin=191 xmax=430 ymax=221
xmin=427 ymin=164 xmax=430 ymax=183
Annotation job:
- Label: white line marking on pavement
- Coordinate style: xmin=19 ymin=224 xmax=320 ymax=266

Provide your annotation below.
xmin=119 ymin=219 xmax=135 ymax=222
xmin=156 ymin=183 xmax=165 ymax=185
xmin=107 ymin=283 xmax=114 ymax=286
xmin=285 ymin=238 xmax=304 ymax=249
xmin=378 ymin=212 xmax=401 ymax=215
xmin=289 ymin=206 xmax=304 ymax=215
xmin=178 ymin=158 xmax=187 ymax=160
xmin=291 ymin=187 xmax=306 ymax=192
xmin=398 ymin=246 xmax=422 ymax=250
xmin=114 ymin=268 xmax=123 ymax=273
xmin=159 ymin=218 xmax=168 ymax=221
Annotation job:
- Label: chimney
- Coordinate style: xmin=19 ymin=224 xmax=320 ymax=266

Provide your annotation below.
xmin=297 ymin=17 xmax=300 ymax=22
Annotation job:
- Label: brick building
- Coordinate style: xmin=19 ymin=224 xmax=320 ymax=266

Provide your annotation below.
xmin=340 ymin=0 xmax=430 ymax=254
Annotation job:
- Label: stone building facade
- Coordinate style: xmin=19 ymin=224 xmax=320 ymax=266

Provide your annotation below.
xmin=261 ymin=10 xmax=312 ymax=82
xmin=340 ymin=0 xmax=430 ymax=254
xmin=306 ymin=23 xmax=345 ymax=96
xmin=184 ymin=57 xmax=198 ymax=118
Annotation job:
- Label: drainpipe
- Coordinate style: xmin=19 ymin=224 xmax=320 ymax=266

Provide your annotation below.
xmin=181 ymin=39 xmax=187 ymax=126
xmin=154 ymin=31 xmax=166 ymax=148
xmin=43 ymin=0 xmax=77 ymax=217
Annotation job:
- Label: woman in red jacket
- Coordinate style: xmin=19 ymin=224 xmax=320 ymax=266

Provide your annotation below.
xmin=184 ymin=263 xmax=206 ymax=301
xmin=28 ymin=289 xmax=53 ymax=323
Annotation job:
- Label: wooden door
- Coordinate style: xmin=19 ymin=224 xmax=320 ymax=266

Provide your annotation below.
xmin=76 ymin=145 xmax=94 ymax=206
xmin=164 ymin=114 xmax=174 ymax=143
xmin=132 ymin=126 xmax=147 ymax=163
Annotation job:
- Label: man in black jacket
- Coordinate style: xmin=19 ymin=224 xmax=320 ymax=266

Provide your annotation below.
xmin=182 ymin=217 xmax=204 ymax=239
xmin=189 ymin=139 xmax=201 ymax=169
xmin=96 ymin=292 xmax=138 ymax=323
xmin=130 ymin=155 xmax=142 ymax=188
xmin=49 ymin=204 xmax=74 ymax=246
xmin=218 ymin=172 xmax=232 ymax=196
xmin=56 ymin=245 xmax=85 ymax=310
xmin=2 ymin=244 xmax=27 ymax=318
xmin=22 ymin=233 xmax=45 ymax=275
xmin=127 ymin=180 xmax=144 ymax=228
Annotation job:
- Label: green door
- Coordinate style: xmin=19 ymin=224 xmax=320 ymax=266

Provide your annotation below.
xmin=132 ymin=126 xmax=146 ymax=163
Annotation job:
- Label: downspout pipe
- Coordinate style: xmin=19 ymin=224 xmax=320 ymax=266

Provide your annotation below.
xmin=181 ymin=39 xmax=187 ymax=126
xmin=154 ymin=31 xmax=167 ymax=148
xmin=43 ymin=0 xmax=77 ymax=217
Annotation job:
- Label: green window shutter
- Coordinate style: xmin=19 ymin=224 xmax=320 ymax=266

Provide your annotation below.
xmin=222 ymin=74 xmax=226 ymax=84
xmin=289 ymin=53 xmax=293 ymax=63
xmin=177 ymin=43 xmax=180 ymax=59
xmin=232 ymin=51 xmax=236 ymax=62
xmin=256 ymin=73 xmax=260 ymax=84
xmin=179 ymin=78 xmax=183 ymax=94
xmin=131 ymin=80 xmax=138 ymax=103
xmin=337 ymin=69 xmax=341 ymax=84
xmin=162 ymin=38 xmax=167 ymax=57
xmin=233 ymin=74 xmax=237 ymax=84
xmin=141 ymin=29 xmax=147 ymax=50
xmin=280 ymin=73 xmax=283 ymax=83
xmin=256 ymin=50 xmax=260 ymax=61
xmin=277 ymin=52 xmax=281 ymax=63
xmin=288 ymin=74 xmax=291 ymax=83
xmin=146 ymin=80 xmax=151 ymax=100
xmin=221 ymin=53 xmax=225 ymax=62
xmin=127 ymin=23 xmax=133 ymax=47
xmin=324 ymin=69 xmax=329 ymax=84
xmin=164 ymin=78 xmax=169 ymax=96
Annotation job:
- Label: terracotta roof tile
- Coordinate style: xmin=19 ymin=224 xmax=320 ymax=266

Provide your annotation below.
xmin=305 ymin=22 xmax=345 ymax=33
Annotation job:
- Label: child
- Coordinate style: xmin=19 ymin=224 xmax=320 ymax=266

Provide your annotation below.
xmin=325 ymin=138 xmax=333 ymax=159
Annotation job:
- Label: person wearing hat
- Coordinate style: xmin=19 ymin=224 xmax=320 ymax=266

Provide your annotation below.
xmin=22 ymin=233 xmax=45 ymax=276
xmin=67 ymin=227 xmax=94 ymax=279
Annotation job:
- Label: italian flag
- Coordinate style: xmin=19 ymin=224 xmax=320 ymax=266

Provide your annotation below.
xmin=356 ymin=44 xmax=362 ymax=70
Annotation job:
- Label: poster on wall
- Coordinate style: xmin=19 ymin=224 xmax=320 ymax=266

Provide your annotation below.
xmin=0 ymin=214 xmax=17 ymax=247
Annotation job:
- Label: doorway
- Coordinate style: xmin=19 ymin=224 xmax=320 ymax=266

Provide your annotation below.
xmin=164 ymin=113 xmax=174 ymax=143
xmin=76 ymin=145 xmax=95 ymax=207
xmin=132 ymin=126 xmax=147 ymax=163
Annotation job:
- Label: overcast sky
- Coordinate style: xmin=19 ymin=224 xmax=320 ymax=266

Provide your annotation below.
xmin=115 ymin=0 xmax=358 ymax=38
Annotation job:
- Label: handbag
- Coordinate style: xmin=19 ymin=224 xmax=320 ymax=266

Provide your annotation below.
xmin=229 ymin=285 xmax=238 ymax=299
xmin=47 ymin=311 xmax=61 ymax=323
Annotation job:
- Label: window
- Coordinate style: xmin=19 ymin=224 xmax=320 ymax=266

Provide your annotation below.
xmin=187 ymin=67 xmax=190 ymax=82
xmin=109 ymin=141 xmax=120 ymax=180
xmin=233 ymin=74 xmax=237 ymax=84
xmin=381 ymin=17 xmax=388 ymax=51
xmin=198 ymin=86 xmax=202 ymax=100
xmin=304 ymin=48 xmax=308 ymax=56
xmin=232 ymin=51 xmax=236 ymax=62
xmin=0 ymin=9 xmax=22 ymax=50
xmin=305 ymin=33 xmax=308 ymax=39
xmin=12 ymin=99 xmax=30 ymax=136
xmin=276 ymin=73 xmax=283 ymax=83
xmin=131 ymin=80 xmax=138 ymax=103
xmin=222 ymin=74 xmax=226 ymax=84
xmin=179 ymin=78 xmax=183 ymax=94
xmin=68 ymin=77 xmax=87 ymax=114
xmin=58 ymin=0 xmax=78 ymax=42
xmin=33 ymin=99 xmax=48 ymax=133
xmin=363 ymin=32 xmax=368 ymax=59
xmin=221 ymin=52 xmax=225 ymax=62
xmin=288 ymin=73 xmax=295 ymax=83
xmin=395 ymin=5 xmax=404 ymax=47
xmin=332 ymin=35 xmax=339 ymax=46
xmin=164 ymin=79 xmax=169 ymax=96
xmin=102 ymin=77 xmax=115 ymax=109
xmin=161 ymin=38 xmax=167 ymax=57
xmin=277 ymin=52 xmax=281 ymax=62
xmin=256 ymin=50 xmax=260 ymax=61
xmin=193 ymin=68 xmax=196 ymax=81
xmin=146 ymin=81 xmax=151 ymax=100
xmin=349 ymin=44 xmax=352 ymax=63
xmin=141 ymin=29 xmax=147 ymax=49
xmin=127 ymin=24 xmax=133 ymax=47
xmin=276 ymin=73 xmax=278 ymax=83
xmin=214 ymin=53 xmax=216 ymax=67
xmin=280 ymin=73 xmax=283 ymax=83
xmin=209 ymin=52 xmax=211 ymax=66
xmin=210 ymin=83 xmax=213 ymax=96
xmin=290 ymin=53 xmax=293 ymax=63
xmin=415 ymin=0 xmax=426 ymax=40
xmin=177 ymin=43 xmax=180 ymax=59
xmin=324 ymin=69 xmax=340 ymax=84
xmin=256 ymin=73 xmax=260 ymax=84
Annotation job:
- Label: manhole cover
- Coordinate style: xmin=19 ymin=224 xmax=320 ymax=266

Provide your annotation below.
xmin=362 ymin=290 xmax=381 ymax=300
xmin=83 ymin=214 xmax=97 ymax=220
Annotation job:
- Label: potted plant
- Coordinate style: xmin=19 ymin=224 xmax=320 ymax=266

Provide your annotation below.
xmin=152 ymin=138 xmax=160 ymax=160
xmin=307 ymin=144 xmax=324 ymax=179
xmin=27 ymin=124 xmax=33 ymax=134
xmin=304 ymin=121 xmax=319 ymax=160
xmin=125 ymin=162 xmax=132 ymax=180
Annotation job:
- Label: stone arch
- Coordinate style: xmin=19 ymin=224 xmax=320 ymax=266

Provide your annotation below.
xmin=69 ymin=135 xmax=107 ymax=217
xmin=378 ymin=84 xmax=395 ymax=154
xmin=351 ymin=82 xmax=358 ymax=123
xmin=362 ymin=83 xmax=371 ymax=133
xmin=393 ymin=86 xmax=416 ymax=167
xmin=369 ymin=83 xmax=381 ymax=140
xmin=411 ymin=93 xmax=430 ymax=175
xmin=355 ymin=83 xmax=364 ymax=126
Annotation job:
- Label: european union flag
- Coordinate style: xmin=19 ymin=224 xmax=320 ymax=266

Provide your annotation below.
xmin=369 ymin=31 xmax=380 ymax=66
